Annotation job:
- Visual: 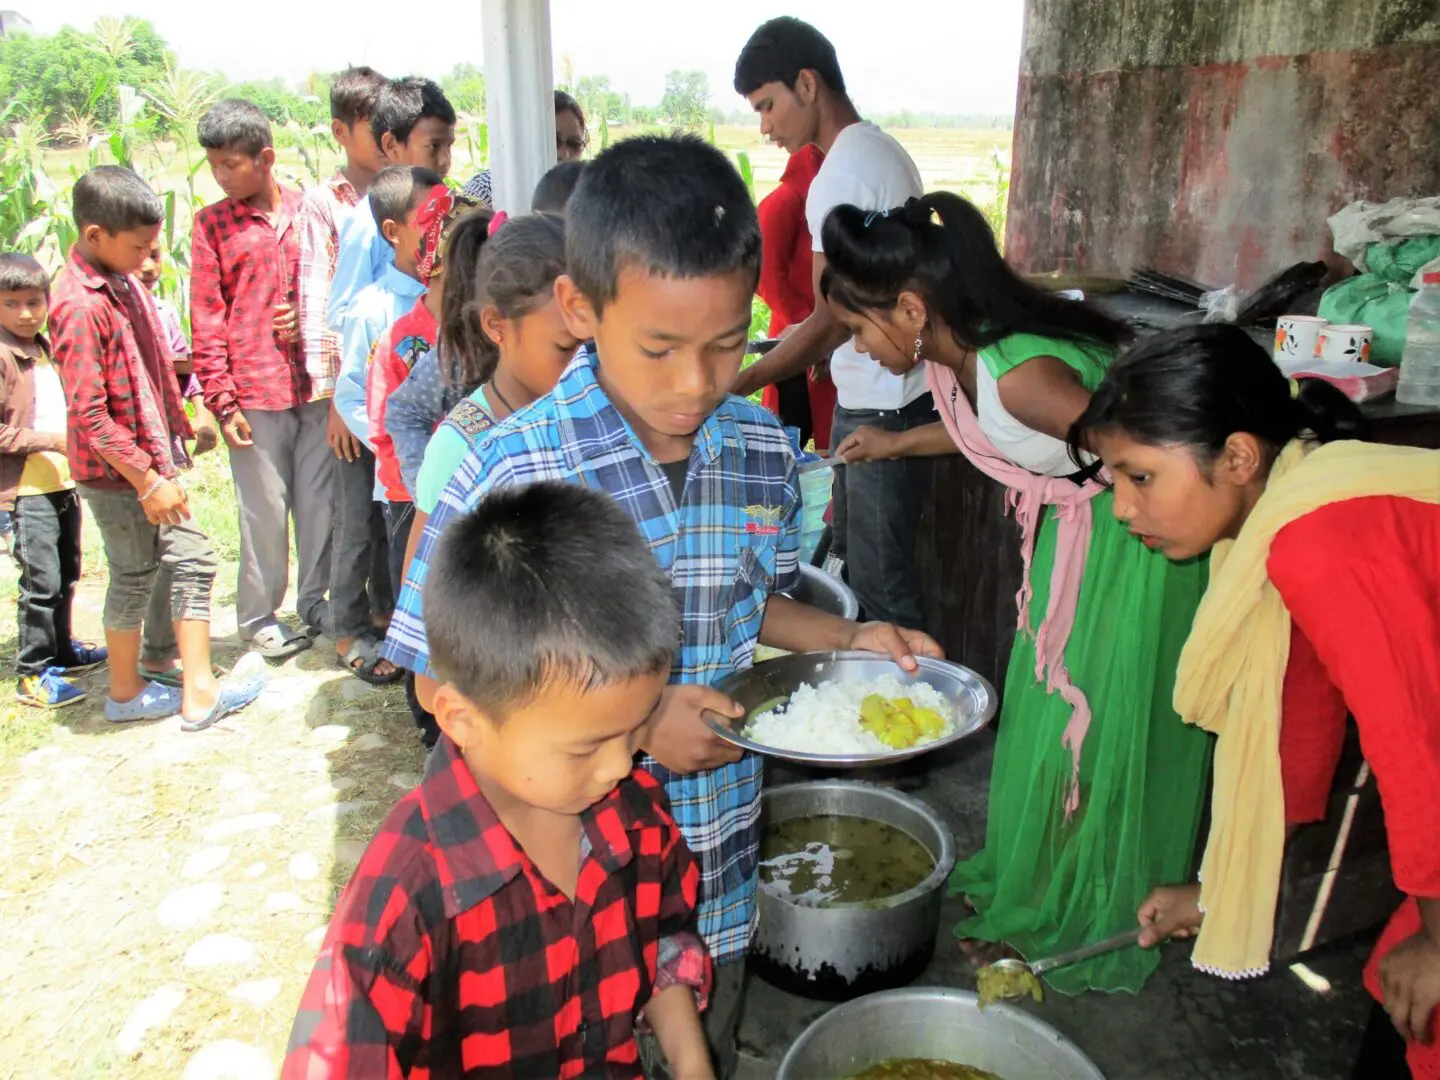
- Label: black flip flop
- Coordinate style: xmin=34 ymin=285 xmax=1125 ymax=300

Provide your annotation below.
xmin=337 ymin=634 xmax=403 ymax=685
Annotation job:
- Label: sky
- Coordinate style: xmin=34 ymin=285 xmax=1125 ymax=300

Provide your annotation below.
xmin=29 ymin=0 xmax=1026 ymax=116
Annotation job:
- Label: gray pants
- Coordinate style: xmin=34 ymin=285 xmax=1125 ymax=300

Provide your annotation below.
xmin=830 ymin=395 xmax=937 ymax=629
xmin=81 ymin=484 xmax=217 ymax=653
xmin=639 ymin=959 xmax=745 ymax=1080
xmin=228 ymin=400 xmax=334 ymax=635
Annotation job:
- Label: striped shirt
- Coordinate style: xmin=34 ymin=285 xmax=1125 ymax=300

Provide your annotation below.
xmin=381 ymin=345 xmax=801 ymax=963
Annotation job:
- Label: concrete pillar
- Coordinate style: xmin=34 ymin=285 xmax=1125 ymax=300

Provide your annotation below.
xmin=482 ymin=0 xmax=555 ymax=212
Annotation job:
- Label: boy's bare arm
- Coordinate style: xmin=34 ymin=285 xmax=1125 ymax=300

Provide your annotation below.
xmin=731 ymin=253 xmax=849 ymax=398
xmin=759 ymin=594 xmax=943 ymax=671
xmin=643 ymin=984 xmax=715 ymax=1080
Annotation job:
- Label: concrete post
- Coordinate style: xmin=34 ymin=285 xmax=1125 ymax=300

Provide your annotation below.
xmin=482 ymin=0 xmax=555 ymax=212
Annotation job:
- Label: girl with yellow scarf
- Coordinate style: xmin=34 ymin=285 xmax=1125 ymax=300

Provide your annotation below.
xmin=1071 ymin=324 xmax=1440 ymax=1079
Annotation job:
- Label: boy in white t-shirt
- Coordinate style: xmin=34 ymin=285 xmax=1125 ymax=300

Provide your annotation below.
xmin=733 ymin=16 xmax=936 ymax=630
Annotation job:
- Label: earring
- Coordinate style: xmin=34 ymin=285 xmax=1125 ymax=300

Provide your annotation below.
xmin=913 ymin=331 xmax=924 ymax=365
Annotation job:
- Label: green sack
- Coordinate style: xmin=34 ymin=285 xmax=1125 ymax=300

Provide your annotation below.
xmin=1367 ymin=235 xmax=1440 ymax=283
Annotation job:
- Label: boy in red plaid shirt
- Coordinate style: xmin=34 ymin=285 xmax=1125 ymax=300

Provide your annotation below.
xmin=49 ymin=167 xmax=267 ymax=729
xmin=192 ymin=99 xmax=328 ymax=660
xmin=284 ymin=482 xmax=713 ymax=1079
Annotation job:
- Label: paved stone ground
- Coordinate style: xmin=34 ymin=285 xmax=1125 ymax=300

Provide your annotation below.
xmin=0 ymin=568 xmax=1379 ymax=1078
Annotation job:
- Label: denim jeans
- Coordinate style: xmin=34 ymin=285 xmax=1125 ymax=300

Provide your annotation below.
xmin=80 ymin=483 xmax=218 ymax=631
xmin=829 ymin=394 xmax=938 ymax=629
xmin=328 ymin=448 xmax=392 ymax=641
xmin=13 ymin=490 xmax=82 ymax=676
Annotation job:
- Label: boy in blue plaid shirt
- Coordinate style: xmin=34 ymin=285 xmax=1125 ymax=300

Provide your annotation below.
xmin=381 ymin=134 xmax=941 ymax=1078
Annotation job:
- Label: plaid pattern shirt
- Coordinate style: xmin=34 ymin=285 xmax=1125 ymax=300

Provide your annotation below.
xmin=191 ymin=187 xmax=307 ymax=418
xmin=382 ymin=347 xmax=801 ymax=963
xmin=49 ymin=247 xmax=191 ymax=490
xmin=282 ymin=737 xmax=709 ymax=1079
xmin=296 ymin=172 xmax=362 ymax=399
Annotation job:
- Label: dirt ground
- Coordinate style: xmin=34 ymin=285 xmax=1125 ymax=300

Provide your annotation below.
xmin=0 ymin=563 xmax=426 ymax=1079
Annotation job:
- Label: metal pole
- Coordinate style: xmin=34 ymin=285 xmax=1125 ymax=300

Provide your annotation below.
xmin=482 ymin=0 xmax=555 ymax=213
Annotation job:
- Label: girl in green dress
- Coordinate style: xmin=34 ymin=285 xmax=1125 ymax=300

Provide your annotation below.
xmin=819 ymin=194 xmax=1213 ymax=994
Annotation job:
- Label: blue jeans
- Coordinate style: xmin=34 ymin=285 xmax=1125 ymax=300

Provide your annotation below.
xmin=828 ymin=395 xmax=938 ymax=629
xmin=14 ymin=490 xmax=82 ymax=676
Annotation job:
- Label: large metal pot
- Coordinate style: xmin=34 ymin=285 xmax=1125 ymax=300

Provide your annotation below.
xmin=752 ymin=781 xmax=956 ymax=1000
xmin=784 ymin=563 xmax=859 ymax=621
xmin=777 ymin=987 xmax=1106 ymax=1080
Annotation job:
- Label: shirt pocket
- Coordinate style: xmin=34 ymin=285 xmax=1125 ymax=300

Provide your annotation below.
xmin=725 ymin=539 xmax=779 ymax=665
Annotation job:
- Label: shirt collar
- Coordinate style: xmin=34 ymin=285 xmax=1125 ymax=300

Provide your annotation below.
xmin=379 ymin=264 xmax=425 ymax=299
xmin=222 ymin=186 xmax=301 ymax=234
xmin=557 ymin=343 xmax=748 ymax=474
xmin=417 ymin=736 xmax=648 ymax=919
xmin=0 ymin=325 xmax=47 ymax=363
xmin=66 ymin=245 xmax=137 ymax=307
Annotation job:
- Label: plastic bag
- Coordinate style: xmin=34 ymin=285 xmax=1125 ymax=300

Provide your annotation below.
xmin=1317 ymin=277 xmax=1410 ymax=367
xmin=1200 ymin=285 xmax=1241 ymax=323
xmin=1328 ymin=196 xmax=1440 ymax=270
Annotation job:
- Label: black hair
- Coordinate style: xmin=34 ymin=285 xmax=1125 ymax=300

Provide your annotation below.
xmin=330 ymin=66 xmax=388 ymax=125
xmin=734 ymin=16 xmax=847 ymax=97
xmin=425 ymin=482 xmax=678 ymax=713
xmin=530 ymin=161 xmax=586 ymax=214
xmin=72 ymin=166 xmax=164 ymax=233
xmin=196 ymin=99 xmax=273 ymax=157
xmin=0 ymin=253 xmax=49 ymax=295
xmin=372 ymin=77 xmax=456 ymax=146
xmin=443 ymin=212 xmax=567 ymax=392
xmin=554 ymin=89 xmax=586 ymax=129
xmin=368 ymin=165 xmax=444 ymax=231
xmin=566 ymin=134 xmax=760 ymax=315
xmin=1068 ymin=324 xmax=1367 ymax=470
xmin=820 ymin=192 xmax=1130 ymax=360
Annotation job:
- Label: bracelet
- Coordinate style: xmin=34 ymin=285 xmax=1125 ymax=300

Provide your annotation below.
xmin=138 ymin=477 xmax=166 ymax=502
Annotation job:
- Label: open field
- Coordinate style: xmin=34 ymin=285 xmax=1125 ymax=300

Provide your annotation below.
xmin=39 ymin=124 xmax=1012 ymax=209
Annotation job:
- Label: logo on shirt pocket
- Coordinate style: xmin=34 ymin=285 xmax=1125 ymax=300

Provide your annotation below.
xmin=743 ymin=503 xmax=783 ymax=536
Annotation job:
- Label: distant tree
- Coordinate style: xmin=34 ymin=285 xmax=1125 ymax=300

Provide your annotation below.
xmin=660 ymin=70 xmax=709 ymax=130
xmin=226 ymin=78 xmax=325 ymax=127
xmin=442 ymin=62 xmax=486 ymax=117
xmin=0 ymin=18 xmax=171 ymax=130
xmin=573 ymin=74 xmax=626 ymax=125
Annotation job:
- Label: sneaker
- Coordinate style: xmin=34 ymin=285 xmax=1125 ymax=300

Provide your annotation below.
xmin=17 ymin=669 xmax=87 ymax=709
xmin=62 ymin=641 xmax=109 ymax=673
xmin=105 ymin=682 xmax=183 ymax=724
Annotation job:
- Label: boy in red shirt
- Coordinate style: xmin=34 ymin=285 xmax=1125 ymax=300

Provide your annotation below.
xmin=284 ymin=482 xmax=713 ymax=1079
xmin=192 ymin=98 xmax=327 ymax=660
xmin=49 ymin=166 xmax=267 ymax=729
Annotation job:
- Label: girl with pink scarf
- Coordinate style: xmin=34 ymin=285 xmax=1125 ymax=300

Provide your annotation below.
xmin=821 ymin=193 xmax=1212 ymax=995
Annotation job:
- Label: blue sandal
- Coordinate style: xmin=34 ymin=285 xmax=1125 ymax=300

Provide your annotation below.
xmin=180 ymin=655 xmax=269 ymax=733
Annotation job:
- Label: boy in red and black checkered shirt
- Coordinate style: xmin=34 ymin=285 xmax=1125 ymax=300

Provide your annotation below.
xmin=284 ymin=482 xmax=714 ymax=1080
xmin=191 ymin=98 xmax=329 ymax=660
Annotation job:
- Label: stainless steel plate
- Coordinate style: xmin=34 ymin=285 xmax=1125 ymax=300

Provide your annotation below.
xmin=705 ymin=651 xmax=997 ymax=768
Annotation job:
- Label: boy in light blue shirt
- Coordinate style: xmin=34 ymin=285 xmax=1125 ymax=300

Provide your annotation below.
xmin=326 ymin=77 xmax=455 ymax=330
xmin=329 ymin=165 xmax=439 ymax=686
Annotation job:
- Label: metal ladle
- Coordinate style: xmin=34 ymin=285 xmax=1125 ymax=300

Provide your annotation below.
xmin=987 ymin=927 xmax=1145 ymax=982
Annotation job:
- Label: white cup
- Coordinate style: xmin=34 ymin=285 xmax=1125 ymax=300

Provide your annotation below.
xmin=1274 ymin=315 xmax=1328 ymax=362
xmin=1315 ymin=323 xmax=1374 ymax=364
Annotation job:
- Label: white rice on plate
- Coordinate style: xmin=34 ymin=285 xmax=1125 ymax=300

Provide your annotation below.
xmin=743 ymin=674 xmax=956 ymax=755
